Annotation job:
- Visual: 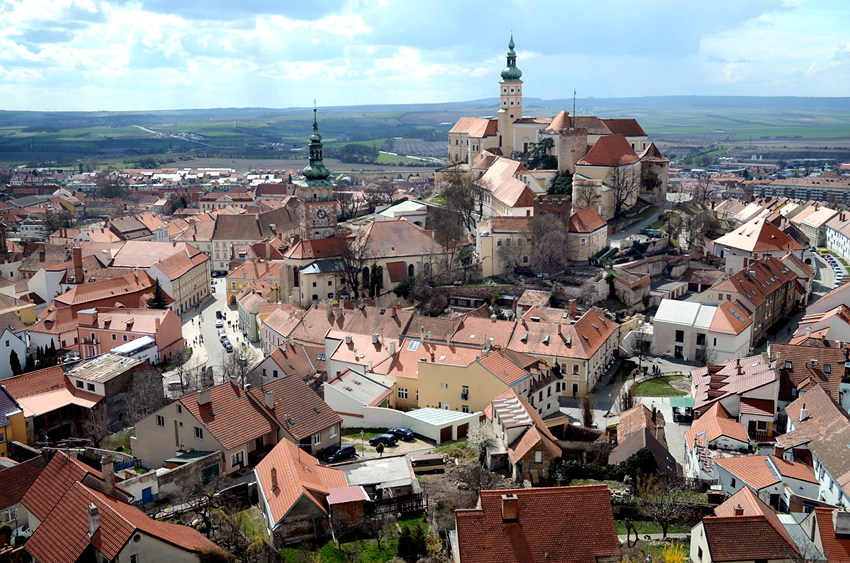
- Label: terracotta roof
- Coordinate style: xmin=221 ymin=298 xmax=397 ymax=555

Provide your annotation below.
xmin=403 ymin=314 xmax=460 ymax=341
xmin=601 ymin=119 xmax=646 ymax=137
xmin=639 ymin=142 xmax=668 ymax=162
xmin=151 ymin=246 xmax=209 ymax=279
xmin=489 ymin=216 xmax=531 ymax=233
xmin=617 ymin=404 xmax=663 ymax=443
xmin=691 ymin=353 xmax=777 ymax=411
xmin=178 ymin=382 xmax=279 ymax=450
xmin=454 ymin=485 xmax=620 ymax=563
xmin=357 ymin=218 xmax=443 ymax=258
xmin=709 ymin=300 xmax=753 ymax=335
xmin=254 ymin=439 xmax=347 ymax=526
xmin=451 ymin=316 xmax=515 ymax=348
xmin=449 ymin=117 xmax=498 ymax=138
xmin=814 ymin=507 xmax=850 ymax=563
xmin=53 ymin=271 xmax=157 ymax=308
xmin=288 ymin=304 xmax=413 ymax=346
xmin=479 ymin=348 xmax=537 ymax=385
xmin=26 ymin=481 xmax=217 ymax=563
xmin=713 ymin=218 xmax=806 ymax=253
xmin=772 ymin=342 xmax=846 ymax=401
xmin=568 ymin=206 xmax=606 ymax=233
xmin=387 ymin=340 xmax=480 ymax=380
xmin=212 ymin=207 xmax=297 ymax=241
xmin=577 ymin=134 xmax=639 ymax=167
xmin=702 ymin=514 xmax=799 ymax=561
xmin=284 ymin=235 xmax=343 ymax=260
xmin=327 ymin=331 xmax=398 ymax=374
xmin=248 ymin=375 xmax=339 ymax=441
xmin=265 ymin=342 xmax=318 ymax=380
xmin=715 ymin=455 xmax=815 ymax=491
xmin=685 ymin=402 xmax=750 ymax=449
xmin=608 ymin=427 xmax=678 ymax=476
xmin=0 ymin=455 xmax=46 ymax=510
xmin=476 ymin=157 xmax=536 ymax=209
xmin=506 ymin=308 xmax=619 ymax=361
xmin=2 ymin=365 xmax=69 ymax=400
xmin=739 ymin=397 xmax=774 ymax=417
xmin=260 ymin=307 xmax=304 ymax=339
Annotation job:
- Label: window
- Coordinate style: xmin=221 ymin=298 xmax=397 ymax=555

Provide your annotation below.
xmin=231 ymin=451 xmax=243 ymax=467
xmin=675 ymin=330 xmax=684 ymax=343
xmin=522 ymin=256 xmax=529 ymax=264
xmin=262 ymin=368 xmax=266 ymax=376
xmin=0 ymin=432 xmax=4 ymax=444
xmin=112 ymin=334 xmax=117 ymax=341
xmin=330 ymin=424 xmax=338 ymax=438
xmin=131 ymin=556 xmax=138 ymax=563
xmin=177 ymin=404 xmax=182 ymax=414
xmin=87 ymin=383 xmax=95 ymax=392
xmin=696 ymin=333 xmax=706 ymax=346
xmin=580 ymin=238 xmax=586 ymax=247
xmin=194 ymin=427 xmax=203 ymax=440
xmin=572 ymin=364 xmax=579 ymax=375
xmin=314 ymin=433 xmax=321 ymax=445
xmin=697 ymin=547 xmax=703 ymax=561
xmin=731 ymin=478 xmax=736 ymax=488
xmin=757 ymin=421 xmax=768 ymax=431
xmin=3 ymin=340 xmax=7 ymax=347
xmin=462 ymin=405 xmax=469 ymax=413
xmin=255 ymin=436 xmax=264 ymax=450
xmin=156 ymin=415 xmax=165 ymax=427
xmin=398 ymin=388 xmax=408 ymax=399
xmin=825 ymin=364 xmax=832 ymax=374
xmin=123 ymin=335 xmax=128 ymax=342
xmin=312 ymin=281 xmax=317 ymax=287
xmin=76 ymin=380 xmax=83 ymax=389
xmin=534 ymin=451 xmax=543 ymax=463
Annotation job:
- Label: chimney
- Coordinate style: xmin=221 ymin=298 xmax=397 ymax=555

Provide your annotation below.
xmin=198 ymin=388 xmax=211 ymax=406
xmin=88 ymin=503 xmax=100 ymax=537
xmin=568 ymin=299 xmax=577 ymax=315
xmin=39 ymin=249 xmax=45 ymax=261
xmin=557 ymin=324 xmax=562 ymax=337
xmin=270 ymin=466 xmax=278 ymax=490
xmin=264 ymin=390 xmax=275 ymax=410
xmin=73 ymin=247 xmax=83 ymax=282
xmin=799 ymin=403 xmax=808 ymax=423
xmin=501 ymin=494 xmax=519 ymax=522
xmin=389 ymin=341 xmax=396 ymax=356
xmin=834 ymin=510 xmax=850 ymax=538
xmin=372 ymin=333 xmax=379 ymax=344
xmin=345 ymin=335 xmax=352 ymax=345
xmin=155 ymin=317 xmax=160 ymax=331
xmin=367 ymin=360 xmax=373 ymax=372
xmin=651 ymin=406 xmax=657 ymax=423
xmin=774 ymin=445 xmax=784 ymax=459
xmin=490 ymin=314 xmax=497 ymax=323
xmin=100 ymin=455 xmax=115 ymax=497
xmin=391 ymin=305 xmax=397 ymax=318
xmin=430 ymin=351 xmax=435 ymax=363
xmin=734 ymin=504 xmax=744 ymax=516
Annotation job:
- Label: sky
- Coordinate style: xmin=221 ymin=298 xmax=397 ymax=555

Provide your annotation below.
xmin=0 ymin=0 xmax=848 ymax=111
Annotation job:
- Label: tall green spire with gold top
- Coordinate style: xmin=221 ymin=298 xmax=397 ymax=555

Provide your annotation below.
xmin=301 ymin=106 xmax=333 ymax=186
xmin=501 ymin=34 xmax=522 ymax=82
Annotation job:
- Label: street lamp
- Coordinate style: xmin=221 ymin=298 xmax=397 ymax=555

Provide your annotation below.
xmin=237 ymin=355 xmax=248 ymax=389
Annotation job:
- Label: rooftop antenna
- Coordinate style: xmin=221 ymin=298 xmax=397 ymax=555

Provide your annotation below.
xmin=573 ymin=88 xmax=576 ymax=121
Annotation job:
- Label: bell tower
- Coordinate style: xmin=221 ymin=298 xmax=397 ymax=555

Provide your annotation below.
xmin=497 ymin=35 xmax=523 ymax=156
xmin=295 ymin=106 xmax=337 ymax=241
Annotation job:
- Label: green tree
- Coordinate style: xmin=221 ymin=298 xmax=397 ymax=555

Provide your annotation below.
xmin=147 ymin=279 xmax=169 ymax=309
xmin=549 ymin=169 xmax=573 ymax=195
xmin=9 ymin=349 xmax=22 ymax=376
xmin=24 ymin=354 xmax=35 ymax=372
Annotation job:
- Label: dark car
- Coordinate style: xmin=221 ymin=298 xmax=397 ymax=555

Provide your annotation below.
xmin=216 ymin=310 xmax=223 ymax=320
xmin=322 ymin=445 xmax=357 ymax=463
xmin=672 ymin=407 xmax=693 ymax=423
xmin=368 ymin=434 xmax=398 ymax=447
xmin=388 ymin=427 xmax=415 ymax=441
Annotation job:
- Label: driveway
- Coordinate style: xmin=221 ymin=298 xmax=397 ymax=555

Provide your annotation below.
xmin=340 ymin=434 xmax=438 ymax=460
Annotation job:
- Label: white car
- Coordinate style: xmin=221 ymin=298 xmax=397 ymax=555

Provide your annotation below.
xmin=218 ymin=329 xmax=227 ymax=340
xmin=215 ymin=319 xmax=223 ymax=328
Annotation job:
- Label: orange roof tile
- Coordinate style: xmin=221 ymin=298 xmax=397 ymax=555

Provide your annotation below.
xmin=685 ymin=402 xmax=749 ymax=449
xmin=454 ymin=485 xmax=620 ymax=563
xmin=702 ymin=515 xmax=799 ymax=561
xmin=248 ymin=369 xmax=339 ymax=442
xmin=387 ymin=340 xmax=480 ymax=380
xmin=577 ymin=134 xmax=639 ymax=167
xmin=568 ymin=206 xmax=606 ymax=233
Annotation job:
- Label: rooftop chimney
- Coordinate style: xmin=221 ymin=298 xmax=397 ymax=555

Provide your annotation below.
xmin=501 ymin=494 xmax=519 ymax=522
xmin=198 ymin=388 xmax=211 ymax=406
xmin=270 ymin=466 xmax=278 ymax=490
xmin=88 ymin=503 xmax=100 ymax=537
xmin=557 ymin=324 xmax=562 ymax=337
xmin=367 ymin=360 xmax=373 ymax=372
xmin=372 ymin=333 xmax=379 ymax=345
xmin=73 ymin=247 xmax=83 ymax=283
xmin=774 ymin=445 xmax=784 ymax=459
xmin=734 ymin=504 xmax=744 ymax=516
xmin=799 ymin=403 xmax=808 ymax=423
xmin=389 ymin=341 xmax=396 ymax=356
xmin=430 ymin=351 xmax=435 ymax=363
xmin=391 ymin=305 xmax=397 ymax=318
xmin=490 ymin=314 xmax=497 ymax=323
xmin=345 ymin=335 xmax=352 ymax=345
xmin=265 ymin=390 xmax=275 ymax=410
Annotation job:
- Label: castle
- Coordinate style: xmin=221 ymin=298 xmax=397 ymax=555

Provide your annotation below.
xmin=447 ymin=37 xmax=668 ymax=220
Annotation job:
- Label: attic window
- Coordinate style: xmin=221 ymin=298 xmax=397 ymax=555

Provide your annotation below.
xmin=825 ymin=364 xmax=832 ymax=374
xmin=407 ymin=340 xmax=421 ymax=351
xmin=592 ymin=323 xmax=599 ymax=330
xmin=439 ymin=355 xmax=446 ymax=361
xmin=785 ymin=361 xmax=792 ymax=369
xmin=314 ymin=407 xmax=321 ymax=413
xmin=582 ymin=335 xmax=589 ymax=341
xmin=287 ymin=418 xmax=296 ymax=425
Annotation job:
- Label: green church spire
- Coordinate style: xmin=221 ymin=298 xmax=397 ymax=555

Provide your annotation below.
xmin=301 ymin=105 xmax=332 ymax=186
xmin=501 ymin=35 xmax=522 ymax=82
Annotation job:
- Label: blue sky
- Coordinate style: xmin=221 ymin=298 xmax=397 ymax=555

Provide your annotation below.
xmin=0 ymin=0 xmax=848 ymax=111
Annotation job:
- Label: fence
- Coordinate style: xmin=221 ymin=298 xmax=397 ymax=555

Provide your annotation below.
xmin=374 ymin=492 xmax=427 ymax=517
xmin=115 ymin=458 xmax=152 ymax=472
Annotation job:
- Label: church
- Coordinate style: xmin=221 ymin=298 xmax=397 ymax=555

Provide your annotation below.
xmin=447 ymin=37 xmax=669 ymax=220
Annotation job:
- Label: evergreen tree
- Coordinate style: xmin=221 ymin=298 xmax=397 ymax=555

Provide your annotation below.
xmin=24 ymin=354 xmax=35 ymax=373
xmin=147 ymin=279 xmax=169 ymax=309
xmin=397 ymin=524 xmax=412 ymax=560
xmin=9 ymin=349 xmax=21 ymax=376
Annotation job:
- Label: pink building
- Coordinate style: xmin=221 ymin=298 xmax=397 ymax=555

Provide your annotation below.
xmin=76 ymin=307 xmax=184 ymax=363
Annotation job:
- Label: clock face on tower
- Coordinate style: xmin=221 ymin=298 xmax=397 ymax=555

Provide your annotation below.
xmin=311 ymin=204 xmax=332 ymax=225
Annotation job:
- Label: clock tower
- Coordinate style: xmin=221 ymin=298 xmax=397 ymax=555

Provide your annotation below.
xmin=295 ymin=107 xmax=337 ymax=241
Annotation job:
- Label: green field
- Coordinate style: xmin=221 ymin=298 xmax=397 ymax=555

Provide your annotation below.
xmin=633 ymin=376 xmax=687 ymax=397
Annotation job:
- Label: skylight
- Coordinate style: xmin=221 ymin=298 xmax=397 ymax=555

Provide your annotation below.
xmin=407 ymin=340 xmax=421 ymax=351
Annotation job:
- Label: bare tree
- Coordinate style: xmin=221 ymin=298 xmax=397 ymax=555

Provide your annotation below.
xmin=430 ymin=207 xmax=465 ymax=279
xmin=329 ymin=230 xmax=375 ymax=300
xmin=456 ymin=465 xmax=504 ymax=497
xmin=221 ymin=352 xmax=253 ymax=390
xmin=82 ymin=404 xmax=111 ymax=447
xmin=440 ymin=169 xmax=484 ymax=236
xmin=361 ymin=514 xmax=397 ymax=553
xmin=168 ymin=464 xmax=233 ymax=539
xmin=126 ymin=365 xmax=169 ymax=425
xmin=694 ymin=173 xmax=712 ymax=204
xmin=573 ymin=182 xmax=599 ymax=211
xmin=608 ymin=161 xmax=641 ymax=220
xmin=626 ymin=321 xmax=651 ymax=373
xmin=635 ymin=474 xmax=692 ymax=539
xmin=95 ymin=169 xmax=128 ymax=199
xmin=581 ymin=392 xmax=595 ymax=427
xmin=335 ymin=186 xmax=359 ymax=221
xmin=529 ymin=214 xmax=569 ymax=276
xmin=362 ymin=181 xmax=395 ymax=213
xmin=619 ymin=385 xmax=636 ymax=413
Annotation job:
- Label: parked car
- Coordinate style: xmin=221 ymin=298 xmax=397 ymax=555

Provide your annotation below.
xmin=218 ymin=329 xmax=227 ymax=340
xmin=322 ymin=445 xmax=357 ymax=463
xmin=216 ymin=310 xmax=223 ymax=319
xmin=224 ymin=341 xmax=233 ymax=353
xmin=388 ymin=427 xmax=415 ymax=441
xmin=672 ymin=407 xmax=693 ymax=423
xmin=368 ymin=434 xmax=398 ymax=447
xmin=215 ymin=319 xmax=224 ymax=328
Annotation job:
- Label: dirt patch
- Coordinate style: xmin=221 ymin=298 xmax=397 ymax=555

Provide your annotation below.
xmin=670 ymin=377 xmax=692 ymax=393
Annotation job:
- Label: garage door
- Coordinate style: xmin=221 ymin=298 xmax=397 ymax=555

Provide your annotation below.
xmin=440 ymin=426 xmax=452 ymax=443
xmin=457 ymin=423 xmax=468 ymax=440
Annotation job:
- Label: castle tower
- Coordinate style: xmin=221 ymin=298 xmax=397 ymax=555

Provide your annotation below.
xmin=295 ymin=107 xmax=337 ymax=241
xmin=497 ymin=35 xmax=523 ymax=156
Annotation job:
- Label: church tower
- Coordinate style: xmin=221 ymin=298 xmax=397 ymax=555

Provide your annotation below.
xmin=497 ymin=35 xmax=523 ymax=156
xmin=295 ymin=107 xmax=337 ymax=241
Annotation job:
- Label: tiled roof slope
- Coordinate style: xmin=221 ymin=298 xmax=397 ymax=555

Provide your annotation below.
xmin=577 ymin=134 xmax=639 ymax=167
xmin=255 ymin=439 xmax=347 ymax=527
xmin=26 ymin=481 xmax=217 ymax=563
xmin=568 ymin=206 xmax=606 ymax=233
xmin=454 ymin=485 xmax=620 ymax=563
xmin=179 ymin=381 xmax=279 ymax=450
xmin=710 ymin=258 xmax=798 ymax=308
xmin=685 ymin=402 xmax=749 ymax=448
xmin=702 ymin=515 xmax=799 ymax=561
xmin=771 ymin=341 xmax=846 ymax=400
xmin=814 ymin=507 xmax=850 ymax=563
xmin=0 ymin=455 xmax=47 ymax=510
xmin=248 ymin=375 xmax=340 ymax=442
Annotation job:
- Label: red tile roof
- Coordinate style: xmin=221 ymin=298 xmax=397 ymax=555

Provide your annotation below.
xmin=26 ymin=481 xmax=217 ymax=563
xmin=702 ymin=515 xmax=799 ymax=561
xmin=714 ymin=455 xmax=815 ymax=490
xmin=454 ymin=485 xmax=620 ymax=563
xmin=814 ymin=507 xmax=850 ymax=562
xmin=0 ymin=455 xmax=46 ymax=511
xmin=685 ymin=402 xmax=749 ymax=449
xmin=254 ymin=439 xmax=347 ymax=526
xmin=617 ymin=404 xmax=663 ymax=443
xmin=179 ymin=382 xmax=279 ymax=450
xmin=601 ymin=119 xmax=647 ymax=137
xmin=568 ymin=206 xmax=606 ymax=233
xmin=577 ymin=134 xmax=639 ymax=167
xmin=248 ymin=375 xmax=340 ymax=442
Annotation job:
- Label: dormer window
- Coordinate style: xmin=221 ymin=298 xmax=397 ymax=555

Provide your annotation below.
xmin=825 ymin=364 xmax=832 ymax=374
xmin=785 ymin=361 xmax=792 ymax=369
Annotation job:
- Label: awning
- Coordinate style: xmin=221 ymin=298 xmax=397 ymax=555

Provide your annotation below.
xmin=670 ymin=397 xmax=694 ymax=409
xmin=17 ymin=389 xmax=101 ymax=417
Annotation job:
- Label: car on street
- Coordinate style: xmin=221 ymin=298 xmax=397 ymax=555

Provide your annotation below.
xmin=388 ymin=427 xmax=415 ymax=441
xmin=215 ymin=319 xmax=224 ymax=328
xmin=223 ymin=340 xmax=233 ymax=352
xmin=322 ymin=445 xmax=357 ymax=463
xmin=672 ymin=407 xmax=693 ymax=423
xmin=216 ymin=310 xmax=223 ymax=320
xmin=218 ymin=329 xmax=227 ymax=340
xmin=368 ymin=434 xmax=398 ymax=447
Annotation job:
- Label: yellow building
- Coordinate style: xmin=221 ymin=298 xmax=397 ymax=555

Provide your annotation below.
xmin=0 ymin=386 xmax=27 ymax=456
xmin=0 ymin=295 xmax=36 ymax=325
xmin=226 ymin=260 xmax=283 ymax=306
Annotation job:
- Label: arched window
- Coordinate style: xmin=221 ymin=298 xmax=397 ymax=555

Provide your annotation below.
xmin=408 ymin=264 xmax=415 ymax=277
xmin=362 ymin=267 xmax=370 ymax=288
